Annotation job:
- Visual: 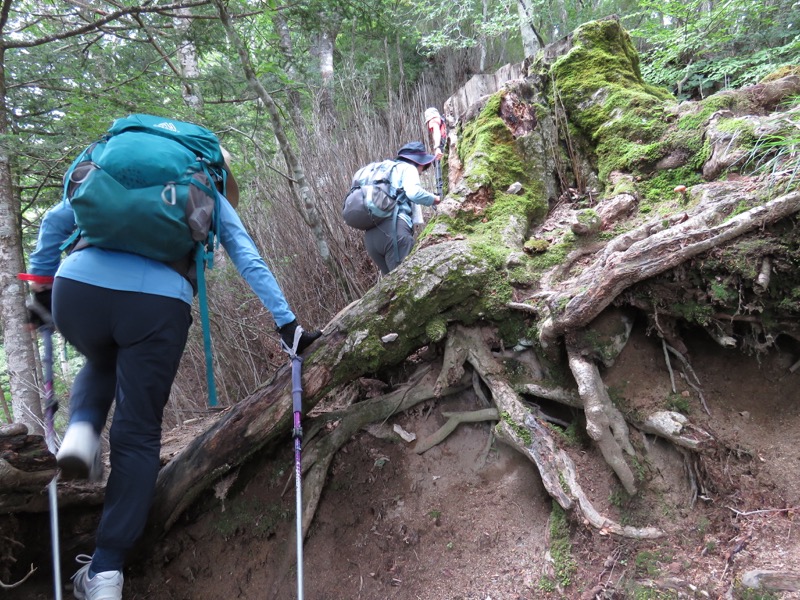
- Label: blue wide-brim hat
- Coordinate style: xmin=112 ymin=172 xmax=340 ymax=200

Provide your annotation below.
xmin=397 ymin=141 xmax=435 ymax=166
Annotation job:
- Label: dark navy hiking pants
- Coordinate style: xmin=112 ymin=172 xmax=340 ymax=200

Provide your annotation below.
xmin=364 ymin=218 xmax=414 ymax=274
xmin=52 ymin=277 xmax=191 ymax=572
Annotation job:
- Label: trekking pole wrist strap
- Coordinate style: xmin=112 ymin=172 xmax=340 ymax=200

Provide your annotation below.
xmin=280 ymin=325 xmax=305 ymax=357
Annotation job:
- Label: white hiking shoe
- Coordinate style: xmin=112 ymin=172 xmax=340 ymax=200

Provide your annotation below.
xmin=71 ymin=555 xmax=123 ymax=600
xmin=56 ymin=422 xmax=103 ymax=481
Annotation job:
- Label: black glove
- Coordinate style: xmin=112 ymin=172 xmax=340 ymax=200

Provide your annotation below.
xmin=278 ymin=319 xmax=321 ymax=354
xmin=27 ymin=289 xmax=53 ymax=329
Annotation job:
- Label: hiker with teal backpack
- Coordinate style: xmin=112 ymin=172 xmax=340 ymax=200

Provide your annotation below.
xmin=343 ymin=142 xmax=440 ymax=275
xmin=26 ymin=114 xmax=320 ymax=600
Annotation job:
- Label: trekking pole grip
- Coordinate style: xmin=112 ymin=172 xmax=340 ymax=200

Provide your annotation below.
xmin=291 ymin=355 xmax=304 ymax=434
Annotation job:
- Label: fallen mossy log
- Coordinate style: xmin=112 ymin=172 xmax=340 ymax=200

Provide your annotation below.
xmin=146 ymin=240 xmax=492 ymax=541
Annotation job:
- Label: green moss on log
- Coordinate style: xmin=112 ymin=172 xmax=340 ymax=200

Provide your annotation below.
xmin=551 ymin=18 xmax=673 ymax=185
xmin=455 ymin=93 xmax=548 ymax=248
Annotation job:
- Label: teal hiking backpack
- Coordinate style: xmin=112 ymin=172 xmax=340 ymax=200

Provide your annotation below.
xmin=62 ymin=114 xmax=231 ymax=406
xmin=342 ymin=159 xmax=400 ymax=230
xmin=63 ymin=114 xmax=228 ymax=262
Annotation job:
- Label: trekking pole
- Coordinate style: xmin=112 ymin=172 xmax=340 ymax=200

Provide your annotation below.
xmin=42 ymin=325 xmax=63 ymax=600
xmin=434 ymin=158 xmax=443 ymax=199
xmin=281 ymin=329 xmax=305 ymax=600
xmin=18 ymin=274 xmax=62 ymax=600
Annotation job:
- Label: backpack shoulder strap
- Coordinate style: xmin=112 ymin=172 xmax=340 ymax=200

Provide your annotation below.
xmin=387 ymin=160 xmax=406 ymax=199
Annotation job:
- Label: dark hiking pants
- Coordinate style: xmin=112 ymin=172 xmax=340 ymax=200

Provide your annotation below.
xmin=364 ymin=218 xmax=414 ymax=274
xmin=52 ymin=277 xmax=191 ymax=572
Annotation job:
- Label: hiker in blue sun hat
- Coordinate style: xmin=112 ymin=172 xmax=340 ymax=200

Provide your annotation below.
xmin=363 ymin=141 xmax=441 ymax=274
xmin=25 ymin=115 xmax=320 ymax=600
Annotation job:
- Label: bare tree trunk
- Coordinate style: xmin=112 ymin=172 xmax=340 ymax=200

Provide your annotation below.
xmin=312 ymin=28 xmax=338 ymax=127
xmin=173 ymin=7 xmax=203 ymax=112
xmin=384 ymin=37 xmax=393 ymax=116
xmin=395 ymin=31 xmax=405 ymax=91
xmin=0 ymin=48 xmax=43 ymax=434
xmin=517 ymin=0 xmax=544 ymax=57
xmin=479 ymin=0 xmax=488 ymax=72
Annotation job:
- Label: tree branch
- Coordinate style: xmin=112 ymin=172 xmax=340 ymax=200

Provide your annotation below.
xmin=2 ymin=1 xmax=211 ymax=50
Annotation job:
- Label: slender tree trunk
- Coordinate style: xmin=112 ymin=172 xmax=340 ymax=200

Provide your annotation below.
xmin=395 ymin=31 xmax=405 ymax=94
xmin=313 ymin=29 xmax=337 ymax=126
xmin=273 ymin=9 xmax=305 ymax=131
xmin=1 ymin=385 xmax=12 ymax=423
xmin=0 ymin=47 xmax=44 ymax=434
xmin=384 ymin=37 xmax=393 ymax=117
xmin=214 ymin=0 xmax=353 ymax=300
xmin=479 ymin=0 xmax=488 ymax=72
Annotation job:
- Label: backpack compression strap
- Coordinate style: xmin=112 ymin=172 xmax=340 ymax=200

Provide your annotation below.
xmin=196 ymin=240 xmax=217 ymax=406
xmin=196 ymin=185 xmax=223 ymax=407
xmin=382 ymin=162 xmax=402 ymax=262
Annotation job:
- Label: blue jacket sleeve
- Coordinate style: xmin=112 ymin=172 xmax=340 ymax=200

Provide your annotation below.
xmin=217 ymin=196 xmax=296 ymax=327
xmin=28 ymin=201 xmax=76 ymax=277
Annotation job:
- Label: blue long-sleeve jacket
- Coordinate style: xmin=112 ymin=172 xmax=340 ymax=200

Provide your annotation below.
xmin=28 ymin=195 xmax=296 ymax=327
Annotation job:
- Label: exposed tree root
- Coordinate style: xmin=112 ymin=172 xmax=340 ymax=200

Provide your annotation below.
xmin=0 ymin=563 xmax=36 ymax=590
xmin=268 ymin=365 xmax=470 ymax=598
xmin=638 ymin=411 xmax=714 ymax=451
xmin=518 ymin=382 xmax=582 ymax=408
xmin=566 ymin=347 xmax=637 ymax=495
xmin=448 ymin=325 xmax=663 ymax=539
xmin=664 ymin=344 xmax=711 ymax=415
xmin=513 ymin=415 xmax=661 ymax=539
xmin=414 ymin=408 xmax=500 ymax=454
xmin=300 ymin=365 xmax=469 ymax=539
xmin=0 ymin=459 xmax=53 ymax=492
xmin=540 ymin=189 xmax=800 ymax=343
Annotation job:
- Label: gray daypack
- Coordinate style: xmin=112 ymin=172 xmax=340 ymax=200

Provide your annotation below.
xmin=342 ymin=160 xmax=399 ymax=230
